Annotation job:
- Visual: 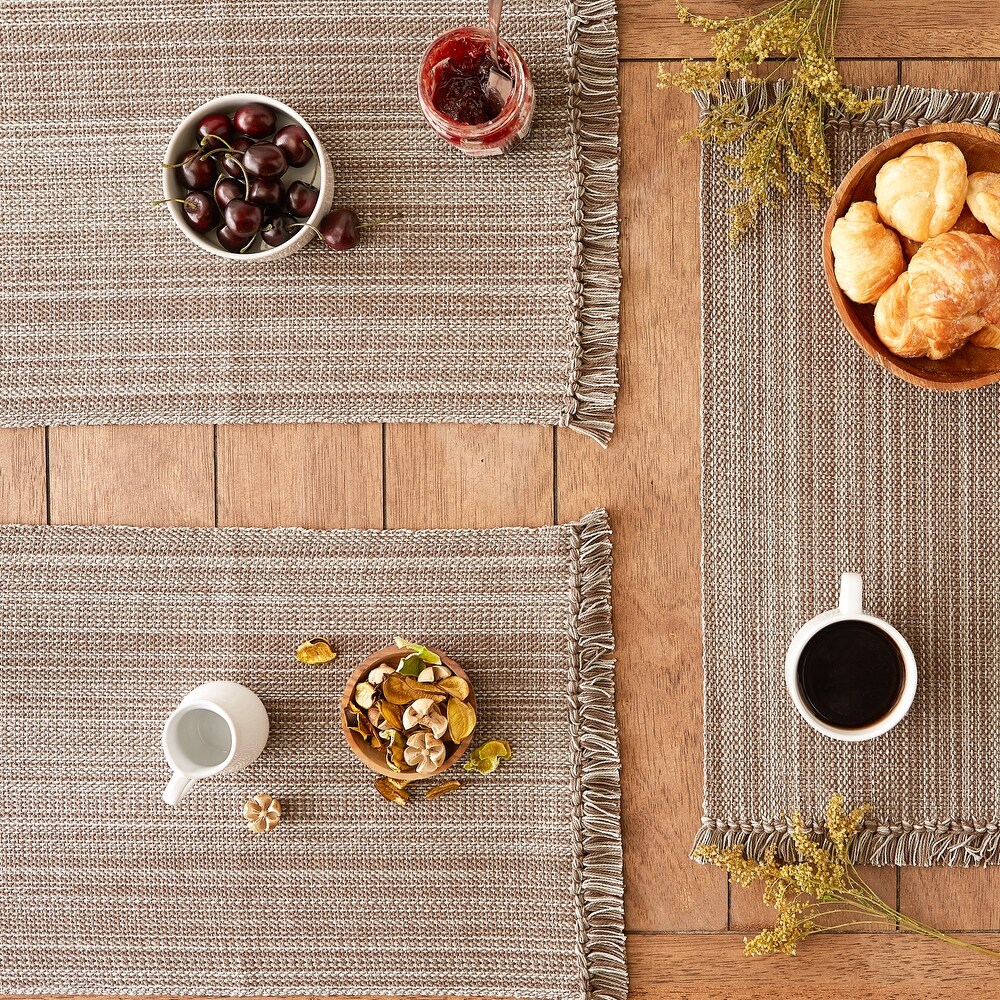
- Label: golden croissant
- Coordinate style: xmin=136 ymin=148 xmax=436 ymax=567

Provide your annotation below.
xmin=873 ymin=231 xmax=1000 ymax=359
xmin=966 ymin=171 xmax=1000 ymax=239
xmin=830 ymin=201 xmax=904 ymax=303
xmin=875 ymin=140 xmax=968 ymax=242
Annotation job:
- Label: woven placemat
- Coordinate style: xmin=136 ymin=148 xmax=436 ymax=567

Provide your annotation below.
xmin=697 ymin=86 xmax=1000 ymax=867
xmin=0 ymin=512 xmax=625 ymax=997
xmin=0 ymin=1 xmax=618 ymax=443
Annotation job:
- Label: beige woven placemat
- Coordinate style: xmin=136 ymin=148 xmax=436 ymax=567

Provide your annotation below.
xmin=0 ymin=511 xmax=625 ymax=997
xmin=0 ymin=1 xmax=618 ymax=443
xmin=697 ymin=86 xmax=1000 ymax=867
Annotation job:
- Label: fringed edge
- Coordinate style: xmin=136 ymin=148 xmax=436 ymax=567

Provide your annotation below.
xmin=692 ymin=816 xmax=1000 ymax=868
xmin=566 ymin=510 xmax=628 ymax=1000
xmin=563 ymin=0 xmax=620 ymax=447
xmin=695 ymin=81 xmax=1000 ymax=132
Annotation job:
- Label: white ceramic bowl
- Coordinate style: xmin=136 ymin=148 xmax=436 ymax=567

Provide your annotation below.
xmin=161 ymin=93 xmax=333 ymax=261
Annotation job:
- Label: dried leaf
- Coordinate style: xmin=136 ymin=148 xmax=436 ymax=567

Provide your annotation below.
xmin=437 ymin=675 xmax=470 ymax=700
xmin=382 ymin=673 xmax=415 ymax=705
xmin=447 ymin=697 xmax=477 ymax=743
xmin=295 ymin=637 xmax=337 ymax=664
xmin=464 ymin=750 xmax=499 ymax=774
xmin=374 ymin=777 xmax=409 ymax=805
xmin=425 ymin=779 xmax=461 ymax=800
xmin=379 ymin=701 xmax=403 ymax=730
xmin=397 ymin=653 xmax=425 ymax=677
xmin=403 ymin=675 xmax=447 ymax=699
xmin=478 ymin=739 xmax=513 ymax=760
xmin=394 ymin=637 xmax=443 ymax=665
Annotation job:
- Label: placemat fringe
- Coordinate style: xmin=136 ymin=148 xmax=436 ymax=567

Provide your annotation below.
xmin=564 ymin=0 xmax=620 ymax=446
xmin=692 ymin=818 xmax=1000 ymax=868
xmin=695 ymin=80 xmax=1000 ymax=133
xmin=567 ymin=509 xmax=628 ymax=1000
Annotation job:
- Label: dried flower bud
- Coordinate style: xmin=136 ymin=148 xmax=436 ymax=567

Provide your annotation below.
xmin=403 ymin=697 xmax=449 ymax=739
xmin=404 ymin=731 xmax=446 ymax=774
xmin=243 ymin=794 xmax=282 ymax=833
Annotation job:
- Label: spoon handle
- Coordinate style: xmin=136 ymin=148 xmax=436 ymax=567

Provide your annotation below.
xmin=488 ymin=0 xmax=504 ymax=63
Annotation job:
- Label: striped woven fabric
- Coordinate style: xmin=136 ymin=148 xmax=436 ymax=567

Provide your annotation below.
xmin=698 ymin=85 xmax=1000 ymax=867
xmin=0 ymin=0 xmax=619 ymax=442
xmin=0 ymin=512 xmax=625 ymax=998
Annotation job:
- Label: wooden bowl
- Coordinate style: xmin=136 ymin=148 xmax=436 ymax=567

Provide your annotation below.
xmin=823 ymin=122 xmax=1000 ymax=390
xmin=340 ymin=645 xmax=476 ymax=782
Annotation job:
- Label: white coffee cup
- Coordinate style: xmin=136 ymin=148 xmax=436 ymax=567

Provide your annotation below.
xmin=161 ymin=681 xmax=270 ymax=805
xmin=785 ymin=572 xmax=917 ymax=742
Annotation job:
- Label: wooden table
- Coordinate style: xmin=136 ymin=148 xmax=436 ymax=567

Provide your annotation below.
xmin=4 ymin=3 xmax=999 ymax=996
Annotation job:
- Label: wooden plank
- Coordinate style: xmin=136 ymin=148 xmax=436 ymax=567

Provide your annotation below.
xmin=628 ymin=931 xmax=1000 ymax=999
xmin=0 ymin=428 xmax=46 ymax=524
xmin=216 ymin=424 xmax=382 ymax=528
xmin=894 ymin=57 xmax=1000 ymax=935
xmin=384 ymin=425 xmax=552 ymax=529
xmin=620 ymin=1 xmax=1000 ymax=61
xmin=48 ymin=426 xmax=214 ymax=526
xmin=557 ymin=61 xmax=725 ymax=932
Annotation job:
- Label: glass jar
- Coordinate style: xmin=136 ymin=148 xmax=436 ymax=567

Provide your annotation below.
xmin=417 ymin=26 xmax=534 ymax=157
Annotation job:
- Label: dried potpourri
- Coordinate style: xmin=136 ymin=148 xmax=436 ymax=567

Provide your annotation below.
xmin=464 ymin=739 xmax=513 ymax=775
xmin=346 ymin=638 xmax=477 ymax=778
xmin=425 ymin=779 xmax=461 ymax=800
xmin=295 ymin=637 xmax=337 ymax=664
xmin=374 ymin=777 xmax=410 ymax=805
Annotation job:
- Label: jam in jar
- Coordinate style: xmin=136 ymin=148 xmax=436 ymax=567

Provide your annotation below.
xmin=418 ymin=27 xmax=534 ymax=156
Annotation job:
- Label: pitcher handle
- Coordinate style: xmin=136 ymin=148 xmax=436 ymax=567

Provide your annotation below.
xmin=838 ymin=572 xmax=863 ymax=616
xmin=163 ymin=773 xmax=195 ymax=806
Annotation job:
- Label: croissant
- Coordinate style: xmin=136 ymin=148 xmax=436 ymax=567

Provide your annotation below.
xmin=966 ymin=171 xmax=1000 ymax=239
xmin=830 ymin=202 xmax=905 ymax=304
xmin=875 ymin=140 xmax=968 ymax=242
xmin=873 ymin=231 xmax=1000 ymax=359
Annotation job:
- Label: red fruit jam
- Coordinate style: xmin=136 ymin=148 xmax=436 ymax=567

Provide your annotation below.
xmin=429 ymin=39 xmax=509 ymax=125
xmin=418 ymin=27 xmax=535 ymax=157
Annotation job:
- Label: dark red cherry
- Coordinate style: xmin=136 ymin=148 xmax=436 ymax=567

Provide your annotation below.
xmin=248 ymin=178 xmax=285 ymax=210
xmin=224 ymin=199 xmax=263 ymax=239
xmin=217 ymin=225 xmax=253 ymax=252
xmin=319 ymin=208 xmax=359 ymax=251
xmin=286 ymin=180 xmax=319 ymax=218
xmin=177 ymin=149 xmax=216 ymax=191
xmin=219 ymin=137 xmax=252 ymax=178
xmin=233 ymin=102 xmax=276 ymax=139
xmin=180 ymin=191 xmax=218 ymax=233
xmin=214 ymin=177 xmax=244 ymax=210
xmin=197 ymin=113 xmax=234 ymax=151
xmin=243 ymin=141 xmax=287 ymax=180
xmin=261 ymin=214 xmax=296 ymax=247
xmin=274 ymin=124 xmax=313 ymax=167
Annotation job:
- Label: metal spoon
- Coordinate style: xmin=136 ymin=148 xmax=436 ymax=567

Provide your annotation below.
xmin=486 ymin=0 xmax=514 ymax=107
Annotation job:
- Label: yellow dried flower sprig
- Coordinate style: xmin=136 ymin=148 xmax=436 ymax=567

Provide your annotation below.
xmin=696 ymin=794 xmax=1000 ymax=959
xmin=659 ymin=0 xmax=880 ymax=239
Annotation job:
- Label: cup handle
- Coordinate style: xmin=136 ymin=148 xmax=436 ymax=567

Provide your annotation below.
xmin=163 ymin=773 xmax=195 ymax=806
xmin=838 ymin=572 xmax=863 ymax=616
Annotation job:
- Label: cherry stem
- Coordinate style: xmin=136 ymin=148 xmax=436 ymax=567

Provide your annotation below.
xmin=200 ymin=134 xmax=233 ymax=151
xmin=151 ymin=197 xmax=196 ymax=209
xmin=289 ymin=222 xmax=322 ymax=238
xmin=239 ymin=235 xmax=257 ymax=254
xmin=356 ymin=212 xmax=403 ymax=231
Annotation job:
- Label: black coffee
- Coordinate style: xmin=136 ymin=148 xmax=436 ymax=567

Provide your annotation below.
xmin=797 ymin=620 xmax=904 ymax=729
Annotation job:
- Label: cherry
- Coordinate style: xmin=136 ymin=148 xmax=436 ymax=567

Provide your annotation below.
xmin=153 ymin=194 xmax=218 ymax=234
xmin=261 ymin=214 xmax=296 ymax=247
xmin=181 ymin=191 xmax=218 ymax=233
xmin=234 ymin=102 xmax=276 ymax=139
xmin=217 ymin=225 xmax=253 ymax=253
xmin=274 ymin=124 xmax=313 ymax=167
xmin=214 ymin=177 xmax=244 ymax=210
xmin=249 ymin=178 xmax=285 ymax=210
xmin=173 ymin=148 xmax=216 ymax=191
xmin=286 ymin=180 xmax=319 ymax=218
xmin=244 ymin=141 xmax=287 ymax=180
xmin=224 ymin=199 xmax=263 ymax=239
xmin=319 ymin=208 xmax=360 ymax=251
xmin=197 ymin=113 xmax=234 ymax=150
xmin=220 ymin=137 xmax=252 ymax=179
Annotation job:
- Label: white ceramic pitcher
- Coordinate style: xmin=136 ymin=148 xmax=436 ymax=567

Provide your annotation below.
xmin=161 ymin=681 xmax=270 ymax=804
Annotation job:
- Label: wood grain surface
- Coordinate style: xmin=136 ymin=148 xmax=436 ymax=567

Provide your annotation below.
xmin=9 ymin=5 xmax=1000 ymax=996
